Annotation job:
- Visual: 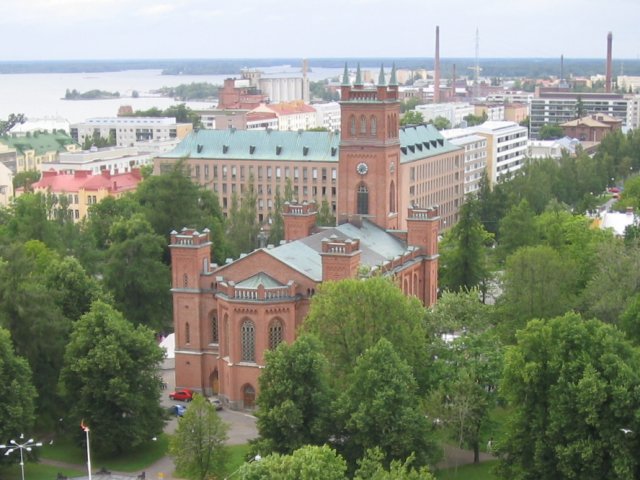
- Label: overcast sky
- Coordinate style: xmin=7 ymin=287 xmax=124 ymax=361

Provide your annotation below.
xmin=1 ymin=0 xmax=638 ymax=61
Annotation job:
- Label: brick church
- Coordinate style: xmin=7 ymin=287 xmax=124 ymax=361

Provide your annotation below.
xmin=169 ymin=65 xmax=442 ymax=409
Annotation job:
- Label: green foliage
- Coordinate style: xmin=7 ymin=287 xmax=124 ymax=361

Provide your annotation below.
xmin=239 ymin=445 xmax=347 ymax=480
xmin=0 ymin=327 xmax=37 ymax=462
xmin=227 ymin=174 xmax=259 ymax=257
xmin=498 ymin=313 xmax=640 ymax=479
xmin=355 ymin=448 xmax=436 ymax=479
xmin=317 ymin=198 xmax=336 ymax=226
xmin=303 ymin=276 xmax=430 ymax=391
xmin=128 ymin=103 xmax=201 ymax=128
xmin=497 ymin=200 xmax=536 ymax=260
xmin=401 ymin=97 xmax=423 ymax=113
xmin=439 ymin=200 xmax=493 ymax=293
xmin=153 ymin=82 xmax=218 ymax=101
xmin=64 ymin=88 xmax=119 ymax=100
xmin=401 ymin=110 xmax=425 ymax=126
xmin=0 ymin=113 xmax=25 ymax=135
xmin=310 ymin=80 xmax=340 ymax=102
xmin=59 ymin=301 xmax=165 ymax=456
xmin=335 ymin=339 xmax=440 ymax=471
xmin=430 ymin=116 xmax=452 ymax=131
xmin=463 ymin=112 xmax=487 ymax=127
xmin=12 ymin=170 xmax=40 ymax=192
xmin=169 ymin=394 xmax=228 ymax=480
xmin=103 ymin=214 xmax=171 ymax=330
xmin=538 ymin=124 xmax=564 ymax=140
xmin=254 ymin=335 xmax=332 ymax=455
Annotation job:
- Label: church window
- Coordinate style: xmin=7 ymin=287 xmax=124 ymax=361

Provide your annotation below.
xmin=357 ymin=183 xmax=369 ymax=215
xmin=360 ymin=115 xmax=367 ymax=135
xmin=211 ymin=312 xmax=219 ymax=343
xmin=269 ymin=320 xmax=284 ymax=350
xmin=241 ymin=319 xmax=256 ymax=362
xmin=371 ymin=116 xmax=377 ymax=136
xmin=389 ymin=180 xmax=396 ymax=213
xmin=350 ymin=115 xmax=356 ymax=136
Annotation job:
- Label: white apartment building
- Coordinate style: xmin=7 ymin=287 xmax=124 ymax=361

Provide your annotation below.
xmin=70 ymin=117 xmax=193 ymax=148
xmin=486 ymin=91 xmax=534 ymax=104
xmin=470 ymin=121 xmax=528 ymax=184
xmin=313 ymin=102 xmax=341 ymax=131
xmin=441 ymin=129 xmax=488 ymax=197
xmin=475 ymin=104 xmax=505 ymax=121
xmin=626 ymin=94 xmax=640 ymax=130
xmin=250 ymin=103 xmax=317 ymax=131
xmin=44 ymin=146 xmax=154 ymax=176
xmin=415 ymin=102 xmax=475 ymax=127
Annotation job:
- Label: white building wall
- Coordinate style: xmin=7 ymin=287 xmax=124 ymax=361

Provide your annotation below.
xmin=415 ymin=103 xmax=475 ymax=127
xmin=313 ymin=102 xmax=341 ymax=131
xmin=471 ymin=121 xmax=528 ymax=184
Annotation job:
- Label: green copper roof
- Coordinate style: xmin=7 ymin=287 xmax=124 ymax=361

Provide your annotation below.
xmin=354 ymin=63 xmax=363 ymax=86
xmin=159 ymin=129 xmax=340 ymax=162
xmin=0 ymin=132 xmax=75 ymax=156
xmin=398 ymin=124 xmax=460 ymax=163
xmin=236 ymin=272 xmax=283 ymax=288
xmin=378 ymin=64 xmax=387 ymax=86
xmin=342 ymin=62 xmax=350 ymax=86
xmin=389 ymin=63 xmax=398 ymax=86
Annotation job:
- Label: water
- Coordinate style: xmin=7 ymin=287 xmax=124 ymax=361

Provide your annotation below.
xmin=0 ymin=66 xmax=343 ymax=125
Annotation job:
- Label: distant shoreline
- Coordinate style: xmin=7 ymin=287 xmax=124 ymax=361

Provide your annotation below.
xmin=1 ymin=57 xmax=639 ymax=77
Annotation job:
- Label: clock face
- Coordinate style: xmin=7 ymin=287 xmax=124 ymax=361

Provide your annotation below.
xmin=356 ymin=162 xmax=368 ymax=175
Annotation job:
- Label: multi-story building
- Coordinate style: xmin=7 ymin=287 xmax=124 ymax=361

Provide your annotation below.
xmin=474 ymin=103 xmax=505 ymax=121
xmin=27 ymin=169 xmax=142 ymax=222
xmin=560 ymin=114 xmax=622 ymax=142
xmin=0 ymin=131 xmax=78 ymax=173
xmin=626 ymin=94 xmax=640 ymax=129
xmin=70 ymin=117 xmax=193 ymax=148
xmin=527 ymin=137 xmax=583 ymax=159
xmin=250 ymin=102 xmax=317 ymax=131
xmin=441 ymin=129 xmax=488 ymax=197
xmin=313 ymin=102 xmax=341 ymax=131
xmin=530 ymin=91 xmax=628 ymax=139
xmin=0 ymin=161 xmax=14 ymax=207
xmin=504 ymin=103 xmax=529 ymax=124
xmin=470 ymin=121 xmax=528 ymax=184
xmin=217 ymin=78 xmax=268 ymax=110
xmin=0 ymin=143 xmax=17 ymax=174
xmin=415 ymin=102 xmax=475 ymax=128
xmin=169 ymin=65 xmax=444 ymax=409
xmin=43 ymin=146 xmax=154 ymax=176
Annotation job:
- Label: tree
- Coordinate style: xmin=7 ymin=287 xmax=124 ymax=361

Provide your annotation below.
xmin=0 ymin=113 xmax=25 ymax=135
xmin=439 ymin=200 xmax=493 ymax=293
xmin=254 ymin=335 xmax=332 ymax=455
xmin=463 ymin=112 xmax=487 ymax=127
xmin=169 ymin=394 xmax=228 ymax=480
xmin=498 ymin=313 xmax=640 ymax=479
xmin=538 ymin=124 xmax=564 ymax=140
xmin=400 ymin=97 xmax=423 ymax=113
xmin=334 ymin=339 xmax=440 ymax=471
xmin=355 ymin=448 xmax=436 ymax=480
xmin=497 ymin=199 xmax=537 ymax=260
xmin=0 ymin=327 xmax=37 ymax=459
xmin=303 ymin=277 xmax=430 ymax=391
xmin=12 ymin=170 xmax=40 ymax=192
xmin=317 ymin=199 xmax=335 ymax=226
xmin=400 ymin=110 xmax=424 ymax=126
xmin=58 ymin=301 xmax=165 ymax=455
xmin=103 ymin=214 xmax=171 ymax=330
xmin=227 ymin=174 xmax=259 ymax=257
xmin=239 ymin=445 xmax=347 ymax=480
xmin=429 ymin=116 xmax=451 ymax=130
xmin=498 ymin=245 xmax=577 ymax=335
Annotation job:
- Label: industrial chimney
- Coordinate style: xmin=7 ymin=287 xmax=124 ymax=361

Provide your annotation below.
xmin=434 ymin=26 xmax=440 ymax=103
xmin=606 ymin=32 xmax=613 ymax=93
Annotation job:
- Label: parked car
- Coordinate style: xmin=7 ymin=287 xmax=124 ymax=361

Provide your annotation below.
xmin=209 ymin=398 xmax=223 ymax=411
xmin=169 ymin=388 xmax=194 ymax=402
xmin=168 ymin=404 xmax=186 ymax=417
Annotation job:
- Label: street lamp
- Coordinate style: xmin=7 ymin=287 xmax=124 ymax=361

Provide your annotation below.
xmin=0 ymin=434 xmax=43 ymax=480
xmin=224 ymin=454 xmax=261 ymax=479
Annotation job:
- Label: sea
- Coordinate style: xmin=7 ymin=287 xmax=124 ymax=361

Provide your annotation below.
xmin=0 ymin=66 xmax=343 ymax=125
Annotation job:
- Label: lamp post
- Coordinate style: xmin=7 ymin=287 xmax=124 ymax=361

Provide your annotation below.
xmin=80 ymin=421 xmax=92 ymax=480
xmin=0 ymin=435 xmax=43 ymax=480
xmin=224 ymin=454 xmax=261 ymax=479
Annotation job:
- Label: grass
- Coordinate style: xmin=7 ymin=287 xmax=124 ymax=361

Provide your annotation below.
xmin=0 ymin=463 xmax=84 ymax=480
xmin=435 ymin=460 xmax=498 ymax=480
xmin=40 ymin=433 xmax=169 ymax=472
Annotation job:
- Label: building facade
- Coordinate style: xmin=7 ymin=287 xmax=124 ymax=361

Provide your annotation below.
xmin=415 ymin=102 xmax=474 ymax=127
xmin=70 ymin=117 xmax=193 ymax=148
xmin=250 ymin=102 xmax=317 ymax=131
xmin=169 ymin=66 xmax=449 ymax=409
xmin=441 ymin=130 xmax=488 ymax=197
xmin=471 ymin=121 xmax=528 ymax=185
xmin=44 ymin=146 xmax=154 ymax=175
xmin=560 ymin=114 xmax=622 ymax=142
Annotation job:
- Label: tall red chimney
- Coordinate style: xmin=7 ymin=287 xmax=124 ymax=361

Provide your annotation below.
xmin=434 ymin=26 xmax=440 ymax=104
xmin=606 ymin=31 xmax=613 ymax=93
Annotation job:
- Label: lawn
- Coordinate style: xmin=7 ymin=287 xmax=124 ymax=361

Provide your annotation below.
xmin=40 ymin=433 xmax=169 ymax=472
xmin=436 ymin=460 xmax=498 ymax=480
xmin=222 ymin=444 xmax=252 ymax=477
xmin=0 ymin=463 xmax=84 ymax=480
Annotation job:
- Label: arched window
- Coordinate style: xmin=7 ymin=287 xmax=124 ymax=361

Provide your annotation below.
xmin=241 ymin=319 xmax=256 ymax=362
xmin=389 ymin=180 xmax=396 ymax=213
xmin=224 ymin=315 xmax=229 ymax=356
xmin=183 ymin=273 xmax=188 ymax=288
xmin=350 ymin=115 xmax=356 ymax=136
xmin=211 ymin=312 xmax=219 ymax=344
xmin=360 ymin=115 xmax=367 ymax=135
xmin=370 ymin=116 xmax=377 ymax=136
xmin=185 ymin=322 xmax=191 ymax=344
xmin=269 ymin=320 xmax=284 ymax=350
xmin=357 ymin=183 xmax=369 ymax=215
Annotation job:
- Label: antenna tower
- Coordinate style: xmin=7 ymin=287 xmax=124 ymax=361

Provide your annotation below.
xmin=467 ymin=28 xmax=482 ymax=99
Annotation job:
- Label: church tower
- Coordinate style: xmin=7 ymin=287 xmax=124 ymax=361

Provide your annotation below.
xmin=338 ymin=63 xmax=401 ymax=230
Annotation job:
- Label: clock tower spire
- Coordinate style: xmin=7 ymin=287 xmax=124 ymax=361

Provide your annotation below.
xmin=338 ymin=63 xmax=401 ymax=230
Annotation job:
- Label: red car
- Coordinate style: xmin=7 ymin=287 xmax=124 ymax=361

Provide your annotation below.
xmin=169 ymin=388 xmax=194 ymax=402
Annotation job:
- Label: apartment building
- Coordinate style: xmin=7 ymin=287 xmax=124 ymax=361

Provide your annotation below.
xmin=44 ymin=146 xmax=154 ymax=175
xmin=313 ymin=102 xmax=341 ymax=131
xmin=415 ymin=102 xmax=475 ymax=127
xmin=471 ymin=121 xmax=528 ymax=184
xmin=441 ymin=129 xmax=488 ymax=197
xmin=0 ymin=131 xmax=78 ymax=173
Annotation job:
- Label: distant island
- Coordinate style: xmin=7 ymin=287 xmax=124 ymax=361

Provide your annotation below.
xmin=63 ymin=88 xmax=120 ymax=100
xmin=152 ymin=82 xmax=219 ymax=101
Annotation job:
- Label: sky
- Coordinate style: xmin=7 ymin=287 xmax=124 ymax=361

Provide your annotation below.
xmin=0 ymin=0 xmax=639 ymax=61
